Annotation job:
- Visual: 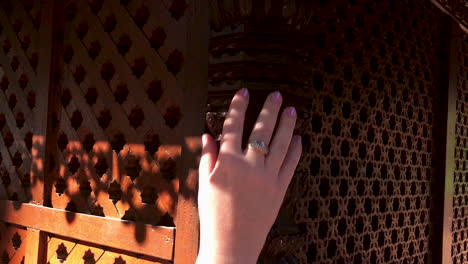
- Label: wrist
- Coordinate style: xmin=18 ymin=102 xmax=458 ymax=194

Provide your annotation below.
xmin=197 ymin=238 xmax=260 ymax=264
xmin=196 ymin=248 xmax=258 ymax=264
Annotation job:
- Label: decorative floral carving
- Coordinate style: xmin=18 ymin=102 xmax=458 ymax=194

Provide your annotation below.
xmin=210 ymin=0 xmax=315 ymax=31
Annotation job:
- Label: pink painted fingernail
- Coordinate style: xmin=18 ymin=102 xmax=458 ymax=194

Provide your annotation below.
xmin=287 ymin=107 xmax=296 ymax=117
xmin=272 ymin=91 xmax=282 ymax=102
xmin=239 ymin=88 xmax=249 ymax=98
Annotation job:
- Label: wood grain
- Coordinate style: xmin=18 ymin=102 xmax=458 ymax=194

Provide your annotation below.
xmin=0 ymin=200 xmax=175 ymax=260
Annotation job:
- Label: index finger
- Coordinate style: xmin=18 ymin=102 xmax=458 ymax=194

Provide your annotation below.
xmin=220 ymin=88 xmax=249 ymax=153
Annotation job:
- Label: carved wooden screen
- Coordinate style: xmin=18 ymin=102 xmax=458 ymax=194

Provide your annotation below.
xmin=288 ymin=3 xmax=441 ymax=263
xmin=0 ymin=0 xmax=207 ymax=263
xmin=451 ymin=26 xmax=468 ymax=264
xmin=0 ymin=0 xmax=45 ymax=262
xmin=431 ymin=0 xmax=468 ymax=31
xmin=208 ymin=0 xmax=452 ymax=263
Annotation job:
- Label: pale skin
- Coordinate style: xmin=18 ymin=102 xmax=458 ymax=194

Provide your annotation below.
xmin=197 ymin=88 xmax=302 ymax=264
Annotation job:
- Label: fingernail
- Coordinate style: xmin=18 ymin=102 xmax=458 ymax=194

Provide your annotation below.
xmin=272 ymin=91 xmax=282 ymax=102
xmin=293 ymin=135 xmax=302 ymax=144
xmin=287 ymin=107 xmax=296 ymax=117
xmin=239 ymin=88 xmax=249 ymax=98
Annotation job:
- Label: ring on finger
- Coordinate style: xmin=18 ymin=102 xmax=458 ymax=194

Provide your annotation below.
xmin=248 ymin=140 xmax=269 ymax=155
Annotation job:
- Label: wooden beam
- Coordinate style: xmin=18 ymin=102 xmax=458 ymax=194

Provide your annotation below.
xmin=25 ymin=228 xmax=47 ymax=264
xmin=440 ymin=21 xmax=462 ymax=264
xmin=173 ymin=0 xmax=209 ymax=263
xmin=430 ymin=16 xmax=458 ymax=264
xmin=0 ymin=200 xmax=175 ymax=261
xmin=25 ymin=0 xmax=63 ymax=262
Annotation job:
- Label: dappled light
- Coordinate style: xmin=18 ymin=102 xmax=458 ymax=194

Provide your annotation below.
xmin=0 ymin=0 xmax=200 ymax=263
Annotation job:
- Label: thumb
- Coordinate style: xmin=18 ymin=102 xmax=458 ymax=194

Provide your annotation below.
xmin=199 ymin=133 xmax=218 ymax=179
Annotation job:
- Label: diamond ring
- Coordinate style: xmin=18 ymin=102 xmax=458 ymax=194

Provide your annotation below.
xmin=248 ymin=140 xmax=269 ymax=155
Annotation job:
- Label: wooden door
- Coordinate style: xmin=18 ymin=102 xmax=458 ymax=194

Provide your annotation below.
xmin=0 ymin=0 xmax=207 ymax=263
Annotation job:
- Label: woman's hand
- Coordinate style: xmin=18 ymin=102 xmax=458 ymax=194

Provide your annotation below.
xmin=197 ymin=88 xmax=302 ymax=264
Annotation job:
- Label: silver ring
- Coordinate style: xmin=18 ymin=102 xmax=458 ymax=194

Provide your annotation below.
xmin=248 ymin=140 xmax=269 ymax=155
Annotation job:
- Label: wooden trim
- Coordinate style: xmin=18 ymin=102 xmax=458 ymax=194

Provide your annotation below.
xmin=31 ymin=0 xmax=56 ymax=205
xmin=440 ymin=21 xmax=460 ymax=264
xmin=24 ymin=228 xmax=47 ymax=264
xmin=0 ymin=200 xmax=175 ymax=261
xmin=173 ymin=0 xmax=209 ymax=262
xmin=430 ymin=16 xmax=458 ymax=264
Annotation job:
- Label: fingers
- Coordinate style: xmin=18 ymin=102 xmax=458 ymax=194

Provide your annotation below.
xmin=266 ymin=107 xmax=297 ymax=172
xmin=220 ymin=88 xmax=249 ymax=153
xmin=246 ymin=91 xmax=282 ymax=159
xmin=278 ymin=135 xmax=302 ymax=187
xmin=199 ymin=134 xmax=218 ymax=180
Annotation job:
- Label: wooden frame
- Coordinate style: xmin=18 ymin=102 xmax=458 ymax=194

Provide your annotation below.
xmin=173 ymin=0 xmax=209 ymax=262
xmin=0 ymin=1 xmax=466 ymax=264
xmin=0 ymin=0 xmax=207 ymax=263
xmin=440 ymin=21 xmax=460 ymax=264
xmin=0 ymin=200 xmax=175 ymax=260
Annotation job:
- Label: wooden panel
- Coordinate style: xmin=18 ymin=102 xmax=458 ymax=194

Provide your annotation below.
xmin=431 ymin=0 xmax=468 ymax=31
xmin=49 ymin=0 xmax=195 ymax=227
xmin=0 ymin=200 xmax=175 ymax=260
xmin=2 ymin=0 xmax=207 ymax=263
xmin=47 ymin=236 xmax=169 ymax=264
xmin=438 ymin=21 xmax=459 ymax=264
xmin=450 ymin=24 xmax=468 ymax=264
xmin=208 ymin=0 xmax=443 ymax=263
xmin=0 ymin=0 xmax=44 ymax=204
xmin=0 ymin=222 xmax=28 ymax=264
xmin=24 ymin=228 xmax=47 ymax=264
xmin=173 ymin=0 xmax=209 ymax=261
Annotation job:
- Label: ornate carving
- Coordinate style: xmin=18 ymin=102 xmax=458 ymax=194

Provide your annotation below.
xmin=209 ymin=0 xmax=315 ymax=32
xmin=209 ymin=0 xmax=442 ymax=263
xmin=431 ymin=0 xmax=468 ymax=32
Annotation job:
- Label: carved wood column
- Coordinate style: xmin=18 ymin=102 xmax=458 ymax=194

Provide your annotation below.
xmin=208 ymin=2 xmax=314 ymax=262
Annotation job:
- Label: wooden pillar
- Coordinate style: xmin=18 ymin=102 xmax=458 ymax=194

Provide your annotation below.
xmin=173 ymin=0 xmax=209 ymax=263
xmin=25 ymin=0 xmax=64 ymax=263
xmin=207 ymin=2 xmax=314 ymax=263
xmin=430 ymin=17 xmax=460 ymax=264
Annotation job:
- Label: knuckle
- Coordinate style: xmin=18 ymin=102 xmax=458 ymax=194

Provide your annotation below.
xmin=223 ymin=118 xmax=234 ymax=129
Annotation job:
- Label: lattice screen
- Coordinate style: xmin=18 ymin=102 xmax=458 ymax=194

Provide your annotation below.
xmin=51 ymin=0 xmax=189 ymax=226
xmin=0 ymin=0 xmax=41 ymax=204
xmin=0 ymin=0 xmax=201 ymax=262
xmin=0 ymin=222 xmax=28 ymax=263
xmin=431 ymin=0 xmax=468 ymax=31
xmin=0 ymin=0 xmax=465 ymax=263
xmin=290 ymin=0 xmax=439 ymax=263
xmin=0 ymin=0 xmax=41 ymax=261
xmin=451 ymin=27 xmax=468 ymax=264
xmin=45 ymin=236 xmax=170 ymax=264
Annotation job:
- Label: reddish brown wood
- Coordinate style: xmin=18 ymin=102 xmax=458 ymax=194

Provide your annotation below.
xmin=173 ymin=0 xmax=209 ymax=262
xmin=174 ymin=138 xmax=202 ymax=264
xmin=24 ymin=228 xmax=47 ymax=264
xmin=0 ymin=222 xmax=28 ymax=262
xmin=431 ymin=0 xmax=468 ymax=31
xmin=29 ymin=0 xmax=57 ymax=205
xmin=0 ymin=200 xmax=175 ymax=260
xmin=46 ymin=236 xmax=169 ymax=264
